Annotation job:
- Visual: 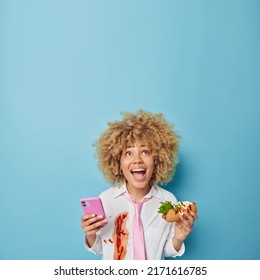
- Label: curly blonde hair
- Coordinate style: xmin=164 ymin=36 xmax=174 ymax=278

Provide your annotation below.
xmin=93 ymin=110 xmax=181 ymax=187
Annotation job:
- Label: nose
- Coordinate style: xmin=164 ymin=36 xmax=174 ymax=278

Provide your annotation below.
xmin=133 ymin=153 xmax=143 ymax=164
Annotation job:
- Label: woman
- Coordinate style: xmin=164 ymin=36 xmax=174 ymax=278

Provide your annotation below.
xmin=81 ymin=110 xmax=198 ymax=260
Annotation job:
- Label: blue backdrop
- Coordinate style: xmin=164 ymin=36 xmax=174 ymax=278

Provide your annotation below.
xmin=0 ymin=0 xmax=259 ymax=260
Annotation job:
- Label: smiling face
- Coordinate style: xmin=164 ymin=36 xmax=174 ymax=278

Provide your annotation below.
xmin=120 ymin=142 xmax=155 ymax=198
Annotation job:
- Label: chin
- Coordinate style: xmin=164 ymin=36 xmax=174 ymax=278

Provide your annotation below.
xmin=128 ymin=180 xmax=151 ymax=189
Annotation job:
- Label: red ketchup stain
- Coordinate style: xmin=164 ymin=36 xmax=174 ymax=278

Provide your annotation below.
xmin=113 ymin=212 xmax=129 ymax=260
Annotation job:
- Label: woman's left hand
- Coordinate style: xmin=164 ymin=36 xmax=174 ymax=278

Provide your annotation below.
xmin=174 ymin=211 xmax=198 ymax=243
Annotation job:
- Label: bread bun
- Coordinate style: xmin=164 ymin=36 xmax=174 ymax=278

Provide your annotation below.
xmin=165 ymin=209 xmax=181 ymax=222
xmin=159 ymin=201 xmax=197 ymax=223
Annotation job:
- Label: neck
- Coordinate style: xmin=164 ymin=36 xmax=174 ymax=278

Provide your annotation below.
xmin=126 ymin=183 xmax=151 ymax=203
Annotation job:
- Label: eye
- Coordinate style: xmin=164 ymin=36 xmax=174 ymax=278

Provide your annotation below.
xmin=142 ymin=150 xmax=150 ymax=155
xmin=125 ymin=151 xmax=132 ymax=157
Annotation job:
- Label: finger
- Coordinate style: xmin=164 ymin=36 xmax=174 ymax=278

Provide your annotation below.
xmin=81 ymin=214 xmax=96 ymax=222
xmin=190 ymin=211 xmax=198 ymax=220
xmin=81 ymin=215 xmax=104 ymax=232
xmin=175 ymin=222 xmax=190 ymax=234
xmin=85 ymin=225 xmax=105 ymax=237
xmin=179 ymin=216 xmax=193 ymax=231
xmin=83 ymin=215 xmax=105 ymax=226
xmin=84 ymin=218 xmax=107 ymax=233
xmin=180 ymin=214 xmax=193 ymax=226
xmin=183 ymin=212 xmax=198 ymax=226
xmin=83 ymin=224 xmax=103 ymax=237
xmin=85 ymin=228 xmax=100 ymax=236
xmin=176 ymin=220 xmax=192 ymax=234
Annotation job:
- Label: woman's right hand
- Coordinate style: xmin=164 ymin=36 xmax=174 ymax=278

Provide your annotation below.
xmin=81 ymin=214 xmax=107 ymax=247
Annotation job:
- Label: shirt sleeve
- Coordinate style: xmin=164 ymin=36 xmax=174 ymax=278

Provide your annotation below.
xmin=84 ymin=233 xmax=103 ymax=256
xmin=163 ymin=221 xmax=185 ymax=258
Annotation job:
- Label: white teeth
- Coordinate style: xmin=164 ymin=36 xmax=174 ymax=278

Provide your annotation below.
xmin=131 ymin=168 xmax=146 ymax=172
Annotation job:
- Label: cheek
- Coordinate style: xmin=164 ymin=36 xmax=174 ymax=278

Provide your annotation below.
xmin=146 ymin=161 xmax=155 ymax=172
xmin=120 ymin=158 xmax=130 ymax=169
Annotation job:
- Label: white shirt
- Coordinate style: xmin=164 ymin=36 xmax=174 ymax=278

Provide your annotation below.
xmin=85 ymin=183 xmax=185 ymax=260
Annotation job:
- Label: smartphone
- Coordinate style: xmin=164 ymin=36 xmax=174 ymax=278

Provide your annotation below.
xmin=80 ymin=197 xmax=107 ymax=226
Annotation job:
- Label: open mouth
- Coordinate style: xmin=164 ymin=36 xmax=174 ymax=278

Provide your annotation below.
xmin=130 ymin=168 xmax=146 ymax=181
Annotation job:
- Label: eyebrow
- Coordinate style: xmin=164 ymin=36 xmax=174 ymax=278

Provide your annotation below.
xmin=126 ymin=145 xmax=148 ymax=148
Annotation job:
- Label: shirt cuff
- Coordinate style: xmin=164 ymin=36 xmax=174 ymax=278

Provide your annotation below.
xmin=164 ymin=240 xmax=185 ymax=258
xmin=84 ymin=234 xmax=102 ymax=255
xmin=172 ymin=242 xmax=185 ymax=257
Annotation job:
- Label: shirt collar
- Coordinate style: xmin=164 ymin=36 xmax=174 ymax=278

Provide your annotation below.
xmin=113 ymin=182 xmax=163 ymax=200
xmin=113 ymin=183 xmax=128 ymax=199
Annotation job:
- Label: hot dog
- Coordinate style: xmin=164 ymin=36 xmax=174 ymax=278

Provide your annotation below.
xmin=158 ymin=201 xmax=197 ymax=222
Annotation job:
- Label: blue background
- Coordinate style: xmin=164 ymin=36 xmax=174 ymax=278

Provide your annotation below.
xmin=0 ymin=0 xmax=259 ymax=260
